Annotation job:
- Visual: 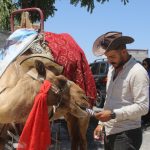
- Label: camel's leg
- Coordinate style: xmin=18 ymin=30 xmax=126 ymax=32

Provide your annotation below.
xmin=65 ymin=113 xmax=80 ymax=150
xmin=0 ymin=124 xmax=15 ymax=149
xmin=78 ymin=117 xmax=90 ymax=150
xmin=0 ymin=137 xmax=5 ymax=150
xmin=0 ymin=124 xmax=8 ymax=150
xmin=65 ymin=113 xmax=89 ymax=150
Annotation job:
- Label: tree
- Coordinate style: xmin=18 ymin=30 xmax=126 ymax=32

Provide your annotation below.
xmin=0 ymin=0 xmax=129 ymax=31
xmin=0 ymin=0 xmax=17 ymax=31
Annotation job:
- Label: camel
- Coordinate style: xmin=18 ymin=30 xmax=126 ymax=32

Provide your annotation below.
xmin=0 ymin=54 xmax=88 ymax=122
xmin=0 ymin=11 xmax=95 ymax=149
xmin=0 ymin=53 xmax=90 ymax=150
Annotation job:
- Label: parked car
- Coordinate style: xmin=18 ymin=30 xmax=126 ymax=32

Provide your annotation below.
xmin=90 ymin=58 xmax=109 ymax=108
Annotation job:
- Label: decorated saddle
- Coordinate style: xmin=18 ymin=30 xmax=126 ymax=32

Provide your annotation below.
xmin=0 ymin=28 xmax=38 ymax=77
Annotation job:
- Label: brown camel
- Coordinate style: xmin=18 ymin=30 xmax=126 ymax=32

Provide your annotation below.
xmin=0 ymin=54 xmax=90 ymax=150
xmin=0 ymin=12 xmax=93 ymax=148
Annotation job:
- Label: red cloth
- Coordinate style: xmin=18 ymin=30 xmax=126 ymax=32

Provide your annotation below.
xmin=44 ymin=32 xmax=97 ymax=106
xmin=17 ymin=80 xmax=52 ymax=150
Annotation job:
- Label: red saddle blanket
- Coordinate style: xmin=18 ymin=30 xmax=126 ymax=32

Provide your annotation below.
xmin=45 ymin=32 xmax=97 ymax=106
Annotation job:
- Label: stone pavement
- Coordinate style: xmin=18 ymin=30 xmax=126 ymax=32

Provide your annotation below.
xmin=140 ymin=126 xmax=150 ymax=150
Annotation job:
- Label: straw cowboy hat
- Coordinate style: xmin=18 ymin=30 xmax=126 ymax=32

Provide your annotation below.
xmin=92 ymin=31 xmax=134 ymax=56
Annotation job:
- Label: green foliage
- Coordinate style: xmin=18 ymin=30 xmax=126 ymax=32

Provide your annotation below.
xmin=97 ymin=0 xmax=129 ymax=5
xmin=17 ymin=0 xmax=57 ymax=21
xmin=70 ymin=0 xmax=129 ymax=13
xmin=70 ymin=0 xmax=95 ymax=13
xmin=0 ymin=0 xmax=17 ymax=31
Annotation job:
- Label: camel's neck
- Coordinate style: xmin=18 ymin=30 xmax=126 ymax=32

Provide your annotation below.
xmin=0 ymin=74 xmax=41 ymax=123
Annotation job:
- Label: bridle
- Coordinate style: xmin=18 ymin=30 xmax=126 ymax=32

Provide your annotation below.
xmin=26 ymin=69 xmax=70 ymax=109
xmin=50 ymin=80 xmax=70 ymax=108
xmin=27 ymin=69 xmax=90 ymax=120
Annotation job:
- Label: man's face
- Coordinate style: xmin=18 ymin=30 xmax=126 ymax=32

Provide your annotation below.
xmin=105 ymin=50 xmax=125 ymax=69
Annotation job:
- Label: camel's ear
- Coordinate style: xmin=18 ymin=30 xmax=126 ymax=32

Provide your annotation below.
xmin=35 ymin=60 xmax=46 ymax=77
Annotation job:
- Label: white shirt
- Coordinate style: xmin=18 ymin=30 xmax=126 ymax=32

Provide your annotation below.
xmin=103 ymin=57 xmax=149 ymax=135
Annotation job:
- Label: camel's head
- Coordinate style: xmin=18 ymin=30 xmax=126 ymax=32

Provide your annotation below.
xmin=0 ymin=54 xmax=90 ymax=123
xmin=47 ymin=75 xmax=91 ymax=119
xmin=43 ymin=70 xmax=91 ymax=119
xmin=27 ymin=58 xmax=91 ymax=119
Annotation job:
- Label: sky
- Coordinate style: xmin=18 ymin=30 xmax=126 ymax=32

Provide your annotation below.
xmin=44 ymin=0 xmax=150 ymax=63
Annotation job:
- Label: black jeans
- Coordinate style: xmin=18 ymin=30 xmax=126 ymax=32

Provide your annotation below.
xmin=104 ymin=128 xmax=142 ymax=150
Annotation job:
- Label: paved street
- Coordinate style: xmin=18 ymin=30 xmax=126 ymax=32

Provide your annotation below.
xmin=140 ymin=126 xmax=150 ymax=150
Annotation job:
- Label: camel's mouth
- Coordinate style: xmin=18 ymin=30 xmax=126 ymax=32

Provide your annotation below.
xmin=70 ymin=102 xmax=91 ymax=118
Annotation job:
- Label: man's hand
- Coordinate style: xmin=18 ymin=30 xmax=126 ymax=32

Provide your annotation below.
xmin=93 ymin=124 xmax=103 ymax=140
xmin=94 ymin=110 xmax=112 ymax=122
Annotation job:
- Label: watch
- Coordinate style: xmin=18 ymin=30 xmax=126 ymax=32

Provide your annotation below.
xmin=110 ymin=112 xmax=116 ymax=119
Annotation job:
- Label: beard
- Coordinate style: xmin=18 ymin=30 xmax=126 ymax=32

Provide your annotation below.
xmin=115 ymin=61 xmax=125 ymax=69
xmin=111 ymin=53 xmax=126 ymax=69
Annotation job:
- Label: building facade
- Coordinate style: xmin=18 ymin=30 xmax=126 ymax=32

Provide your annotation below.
xmin=128 ymin=49 xmax=149 ymax=62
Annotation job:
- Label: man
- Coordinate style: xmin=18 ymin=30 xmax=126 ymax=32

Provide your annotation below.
xmin=93 ymin=31 xmax=149 ymax=150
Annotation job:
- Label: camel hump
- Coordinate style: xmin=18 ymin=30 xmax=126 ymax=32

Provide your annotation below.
xmin=19 ymin=54 xmax=64 ymax=75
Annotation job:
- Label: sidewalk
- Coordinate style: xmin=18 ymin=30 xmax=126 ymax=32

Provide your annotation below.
xmin=140 ymin=126 xmax=150 ymax=150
